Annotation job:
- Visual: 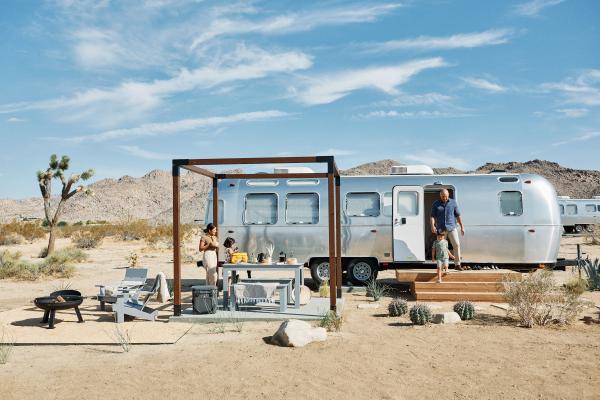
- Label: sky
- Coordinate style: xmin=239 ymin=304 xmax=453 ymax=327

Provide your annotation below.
xmin=0 ymin=0 xmax=599 ymax=198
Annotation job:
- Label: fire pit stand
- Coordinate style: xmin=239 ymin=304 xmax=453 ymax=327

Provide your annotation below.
xmin=34 ymin=295 xmax=84 ymax=329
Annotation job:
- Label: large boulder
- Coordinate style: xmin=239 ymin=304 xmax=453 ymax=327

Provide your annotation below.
xmin=432 ymin=312 xmax=462 ymax=324
xmin=271 ymin=320 xmax=327 ymax=347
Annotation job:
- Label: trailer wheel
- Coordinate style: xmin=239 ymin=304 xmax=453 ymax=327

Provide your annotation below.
xmin=310 ymin=259 xmax=330 ymax=285
xmin=586 ymin=225 xmax=595 ymax=233
xmin=574 ymin=225 xmax=584 ymax=234
xmin=348 ymin=258 xmax=378 ymax=285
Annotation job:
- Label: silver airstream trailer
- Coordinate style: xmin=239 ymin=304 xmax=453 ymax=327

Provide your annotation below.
xmin=557 ymin=196 xmax=600 ymax=233
xmin=205 ymin=165 xmax=561 ymax=284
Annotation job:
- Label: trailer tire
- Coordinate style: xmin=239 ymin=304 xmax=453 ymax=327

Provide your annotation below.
xmin=586 ymin=225 xmax=595 ymax=233
xmin=310 ymin=259 xmax=330 ymax=285
xmin=347 ymin=258 xmax=378 ymax=285
xmin=574 ymin=225 xmax=584 ymax=234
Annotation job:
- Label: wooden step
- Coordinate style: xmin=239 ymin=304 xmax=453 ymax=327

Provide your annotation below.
xmin=414 ymin=281 xmax=503 ymax=293
xmin=414 ymin=291 xmax=507 ymax=302
xmin=396 ymin=270 xmax=520 ymax=283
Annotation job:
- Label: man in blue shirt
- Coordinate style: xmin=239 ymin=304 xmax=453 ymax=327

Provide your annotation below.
xmin=430 ymin=189 xmax=466 ymax=270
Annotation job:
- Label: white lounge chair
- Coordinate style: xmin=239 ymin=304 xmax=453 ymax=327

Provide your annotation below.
xmin=113 ymin=275 xmax=160 ymax=323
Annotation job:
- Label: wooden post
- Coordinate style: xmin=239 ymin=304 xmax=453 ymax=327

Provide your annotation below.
xmin=327 ymin=172 xmax=337 ymax=311
xmin=212 ymin=178 xmax=219 ymax=263
xmin=172 ymin=164 xmax=181 ymax=316
xmin=335 ymin=174 xmax=342 ymax=299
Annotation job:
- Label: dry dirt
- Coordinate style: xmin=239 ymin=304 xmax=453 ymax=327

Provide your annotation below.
xmin=1 ymin=236 xmax=599 ymax=400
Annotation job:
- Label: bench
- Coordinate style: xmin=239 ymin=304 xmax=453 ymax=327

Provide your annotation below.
xmin=231 ymin=283 xmax=288 ymax=312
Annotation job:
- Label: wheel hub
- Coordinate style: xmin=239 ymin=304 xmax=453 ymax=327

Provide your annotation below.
xmin=317 ymin=262 xmax=330 ymax=280
xmin=353 ymin=262 xmax=372 ymax=281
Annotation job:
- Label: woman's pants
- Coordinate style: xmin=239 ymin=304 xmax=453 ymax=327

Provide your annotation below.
xmin=203 ymin=251 xmax=218 ymax=286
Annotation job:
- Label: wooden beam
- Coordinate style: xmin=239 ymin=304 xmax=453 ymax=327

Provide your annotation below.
xmin=218 ymin=173 xmax=327 ymax=180
xmin=186 ymin=157 xmax=320 ymax=166
xmin=212 ymin=178 xmax=219 ymax=264
xmin=327 ymin=172 xmax=337 ymax=311
xmin=335 ymin=175 xmax=342 ymax=298
xmin=172 ymin=165 xmax=182 ymax=316
xmin=181 ymin=165 xmax=215 ymax=178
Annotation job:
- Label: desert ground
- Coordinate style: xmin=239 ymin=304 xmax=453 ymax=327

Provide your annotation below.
xmin=1 ymin=235 xmax=599 ymax=400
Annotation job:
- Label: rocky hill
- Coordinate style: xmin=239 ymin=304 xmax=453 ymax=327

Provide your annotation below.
xmin=1 ymin=160 xmax=598 ymax=224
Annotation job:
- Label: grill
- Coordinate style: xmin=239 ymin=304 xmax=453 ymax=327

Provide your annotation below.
xmin=34 ymin=292 xmax=84 ymax=329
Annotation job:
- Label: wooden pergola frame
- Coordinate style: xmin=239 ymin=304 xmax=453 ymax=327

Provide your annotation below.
xmin=172 ymin=156 xmax=343 ymax=316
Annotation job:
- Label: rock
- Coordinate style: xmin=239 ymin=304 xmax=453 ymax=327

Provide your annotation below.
xmin=432 ymin=312 xmax=461 ymax=324
xmin=271 ymin=320 xmax=327 ymax=348
xmin=357 ymin=303 xmax=380 ymax=309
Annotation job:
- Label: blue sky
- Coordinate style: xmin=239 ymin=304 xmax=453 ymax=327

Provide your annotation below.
xmin=1 ymin=0 xmax=599 ymax=198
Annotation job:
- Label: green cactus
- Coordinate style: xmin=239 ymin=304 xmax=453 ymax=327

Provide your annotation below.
xmin=388 ymin=298 xmax=408 ymax=317
xmin=409 ymin=304 xmax=432 ymax=325
xmin=453 ymin=301 xmax=476 ymax=320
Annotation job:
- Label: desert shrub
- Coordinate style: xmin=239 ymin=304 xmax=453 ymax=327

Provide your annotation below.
xmin=388 ymin=298 xmax=408 ymax=317
xmin=0 ymin=232 xmax=25 ymax=246
xmin=71 ymin=230 xmax=103 ymax=249
xmin=564 ymin=277 xmax=588 ymax=296
xmin=116 ymin=219 xmax=151 ymax=241
xmin=582 ymin=258 xmax=600 ymax=291
xmin=0 ymin=221 xmax=46 ymax=241
xmin=409 ymin=304 xmax=432 ymax=325
xmin=503 ymin=270 xmax=589 ymax=328
xmin=366 ymin=279 xmax=389 ymax=301
xmin=319 ymin=311 xmax=343 ymax=332
xmin=73 ymin=221 xmax=84 ymax=226
xmin=0 ymin=250 xmax=40 ymax=280
xmin=453 ymin=301 xmax=476 ymax=320
xmin=0 ymin=327 xmax=13 ymax=365
xmin=126 ymin=252 xmax=139 ymax=267
xmin=143 ymin=223 xmax=195 ymax=247
xmin=57 ymin=221 xmax=68 ymax=227
xmin=39 ymin=247 xmax=87 ymax=278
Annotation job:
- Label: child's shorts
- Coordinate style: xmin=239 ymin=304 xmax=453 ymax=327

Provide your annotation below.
xmin=436 ymin=260 xmax=449 ymax=269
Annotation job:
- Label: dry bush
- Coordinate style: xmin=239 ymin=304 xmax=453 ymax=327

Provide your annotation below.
xmin=0 ymin=221 xmax=46 ymax=241
xmin=0 ymin=250 xmax=40 ymax=280
xmin=115 ymin=219 xmax=151 ymax=241
xmin=586 ymin=229 xmax=600 ymax=246
xmin=71 ymin=230 xmax=104 ymax=249
xmin=503 ymin=270 xmax=589 ymax=328
xmin=38 ymin=247 xmax=87 ymax=279
xmin=0 ymin=232 xmax=25 ymax=246
xmin=319 ymin=311 xmax=343 ymax=332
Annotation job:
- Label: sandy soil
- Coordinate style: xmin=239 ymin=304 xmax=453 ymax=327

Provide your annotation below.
xmin=1 ymin=235 xmax=599 ymax=400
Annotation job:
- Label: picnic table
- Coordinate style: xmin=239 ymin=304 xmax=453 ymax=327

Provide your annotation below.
xmin=222 ymin=263 xmax=305 ymax=311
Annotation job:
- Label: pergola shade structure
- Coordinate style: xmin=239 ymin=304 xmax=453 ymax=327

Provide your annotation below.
xmin=172 ymin=156 xmax=343 ymax=316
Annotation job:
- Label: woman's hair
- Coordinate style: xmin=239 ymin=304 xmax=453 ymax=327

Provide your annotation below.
xmin=223 ymin=237 xmax=235 ymax=248
xmin=204 ymin=223 xmax=216 ymax=234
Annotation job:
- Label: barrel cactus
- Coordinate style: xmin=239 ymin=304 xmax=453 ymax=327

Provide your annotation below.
xmin=409 ymin=304 xmax=432 ymax=325
xmin=388 ymin=298 xmax=408 ymax=317
xmin=453 ymin=301 xmax=475 ymax=320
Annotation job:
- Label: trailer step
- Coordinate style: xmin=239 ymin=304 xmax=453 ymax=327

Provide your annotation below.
xmin=396 ymin=270 xmax=520 ymax=283
xmin=414 ymin=291 xmax=507 ymax=302
xmin=413 ymin=281 xmax=503 ymax=292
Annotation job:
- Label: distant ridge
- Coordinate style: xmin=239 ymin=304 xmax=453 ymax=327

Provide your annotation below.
xmin=1 ymin=160 xmax=598 ymax=223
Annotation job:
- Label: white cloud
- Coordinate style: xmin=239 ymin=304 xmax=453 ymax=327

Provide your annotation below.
xmin=541 ymin=69 xmax=600 ymax=107
xmin=65 ymin=110 xmax=290 ymax=143
xmin=0 ymin=46 xmax=311 ymax=126
xmin=190 ymin=3 xmax=402 ymax=48
xmin=117 ymin=145 xmax=173 ymax=160
xmin=366 ymin=29 xmax=514 ymax=52
xmin=295 ymin=57 xmax=447 ymax=105
xmin=7 ymin=117 xmax=25 ymax=122
xmin=552 ymin=131 xmax=600 ymax=146
xmin=376 ymin=92 xmax=453 ymax=107
xmin=556 ymin=108 xmax=589 ymax=118
xmin=356 ymin=110 xmax=468 ymax=119
xmin=72 ymin=29 xmax=125 ymax=69
xmin=462 ymin=77 xmax=507 ymax=93
xmin=316 ymin=148 xmax=357 ymax=157
xmin=513 ymin=0 xmax=565 ymax=17
xmin=403 ymin=149 xmax=470 ymax=170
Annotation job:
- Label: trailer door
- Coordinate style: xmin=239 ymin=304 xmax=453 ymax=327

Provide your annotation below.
xmin=392 ymin=186 xmax=425 ymax=262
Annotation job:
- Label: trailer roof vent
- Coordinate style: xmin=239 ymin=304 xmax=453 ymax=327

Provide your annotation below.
xmin=390 ymin=165 xmax=434 ymax=175
xmin=273 ymin=166 xmax=315 ymax=174
xmin=498 ymin=176 xmax=519 ymax=183
xmin=557 ymin=196 xmax=571 ymax=199
xmin=488 ymin=169 xmax=507 ymax=174
xmin=593 ymin=196 xmax=600 ymax=200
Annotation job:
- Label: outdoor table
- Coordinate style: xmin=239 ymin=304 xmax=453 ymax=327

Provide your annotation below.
xmin=222 ymin=263 xmax=304 ymax=311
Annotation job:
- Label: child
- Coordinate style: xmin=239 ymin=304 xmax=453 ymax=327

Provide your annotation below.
xmin=223 ymin=237 xmax=251 ymax=279
xmin=432 ymin=232 xmax=455 ymax=283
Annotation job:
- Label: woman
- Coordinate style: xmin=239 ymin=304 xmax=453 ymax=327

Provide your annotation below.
xmin=199 ymin=223 xmax=219 ymax=287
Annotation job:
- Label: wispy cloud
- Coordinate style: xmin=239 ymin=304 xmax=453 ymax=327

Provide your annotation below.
xmin=541 ymin=69 xmax=600 ymax=107
xmin=553 ymin=131 xmax=600 ymax=146
xmin=63 ymin=110 xmax=290 ymax=143
xmin=403 ymin=149 xmax=471 ymax=170
xmin=117 ymin=145 xmax=173 ymax=160
xmin=316 ymin=148 xmax=357 ymax=157
xmin=462 ymin=77 xmax=507 ymax=93
xmin=295 ymin=57 xmax=447 ymax=105
xmin=365 ymin=29 xmax=514 ymax=52
xmin=190 ymin=3 xmax=402 ymax=48
xmin=356 ymin=110 xmax=470 ymax=119
xmin=513 ymin=0 xmax=565 ymax=17
xmin=556 ymin=108 xmax=589 ymax=118
xmin=0 ymin=45 xmax=311 ymax=126
xmin=7 ymin=117 xmax=25 ymax=123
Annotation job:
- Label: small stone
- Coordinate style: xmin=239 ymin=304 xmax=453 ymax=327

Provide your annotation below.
xmin=271 ymin=319 xmax=327 ymax=347
xmin=357 ymin=303 xmax=380 ymax=309
xmin=432 ymin=312 xmax=461 ymax=324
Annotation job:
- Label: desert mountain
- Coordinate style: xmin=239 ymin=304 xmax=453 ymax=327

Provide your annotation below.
xmin=1 ymin=160 xmax=598 ymax=223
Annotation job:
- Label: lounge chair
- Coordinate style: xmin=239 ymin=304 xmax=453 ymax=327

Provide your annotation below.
xmin=95 ymin=268 xmax=148 ymax=310
xmin=113 ymin=275 xmax=160 ymax=323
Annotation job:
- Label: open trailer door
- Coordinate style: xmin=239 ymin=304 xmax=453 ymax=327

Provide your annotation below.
xmin=392 ymin=185 xmax=425 ymax=262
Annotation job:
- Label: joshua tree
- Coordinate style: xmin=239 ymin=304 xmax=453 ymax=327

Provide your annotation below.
xmin=37 ymin=154 xmax=94 ymax=257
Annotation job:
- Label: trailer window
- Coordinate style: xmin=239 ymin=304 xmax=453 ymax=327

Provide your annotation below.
xmin=205 ymin=200 xmax=224 ymax=224
xmin=559 ymin=205 xmax=564 ymax=215
xmin=346 ymin=192 xmax=380 ymax=217
xmin=396 ymin=191 xmax=419 ymax=216
xmin=598 ymin=205 xmax=600 ymax=212
xmin=500 ymin=191 xmax=523 ymax=216
xmin=382 ymin=192 xmax=393 ymax=217
xmin=586 ymin=204 xmax=596 ymax=213
xmin=244 ymin=194 xmax=278 ymax=225
xmin=286 ymin=193 xmax=319 ymax=224
xmin=566 ymin=205 xmax=577 ymax=215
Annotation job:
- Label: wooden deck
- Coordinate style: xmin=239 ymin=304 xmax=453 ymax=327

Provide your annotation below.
xmin=396 ymin=269 xmax=521 ymax=302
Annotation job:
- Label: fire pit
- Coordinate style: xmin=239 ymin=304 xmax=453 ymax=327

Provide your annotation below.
xmin=34 ymin=294 xmax=84 ymax=329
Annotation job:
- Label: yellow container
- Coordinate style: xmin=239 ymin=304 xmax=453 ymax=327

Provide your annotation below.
xmin=231 ymin=252 xmax=248 ymax=264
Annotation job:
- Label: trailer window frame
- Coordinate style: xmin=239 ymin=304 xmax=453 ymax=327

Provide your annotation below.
xmin=205 ymin=199 xmax=225 ymax=224
xmin=559 ymin=204 xmax=564 ymax=215
xmin=566 ymin=204 xmax=578 ymax=215
xmin=585 ymin=204 xmax=596 ymax=213
xmin=345 ymin=192 xmax=381 ymax=217
xmin=499 ymin=191 xmax=523 ymax=217
xmin=285 ymin=192 xmax=320 ymax=225
xmin=243 ymin=193 xmax=279 ymax=225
